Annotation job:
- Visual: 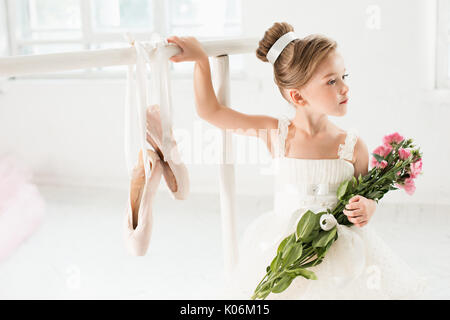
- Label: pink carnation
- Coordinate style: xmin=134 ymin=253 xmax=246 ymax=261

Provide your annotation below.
xmin=398 ymin=148 xmax=411 ymax=160
xmin=370 ymin=158 xmax=388 ymax=169
xmin=378 ymin=160 xmax=388 ymax=169
xmin=403 ymin=177 xmax=416 ymax=195
xmin=371 ymin=144 xmax=392 ymax=169
xmin=382 ymin=132 xmax=404 ymax=146
xmin=409 ymin=158 xmax=423 ymax=178
xmin=370 ymin=157 xmax=378 ymax=169
xmin=372 ymin=145 xmax=392 ymax=158
xmin=395 ymin=177 xmax=416 ymax=195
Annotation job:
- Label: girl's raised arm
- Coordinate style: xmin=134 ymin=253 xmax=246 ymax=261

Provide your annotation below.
xmin=167 ymin=36 xmax=277 ymax=138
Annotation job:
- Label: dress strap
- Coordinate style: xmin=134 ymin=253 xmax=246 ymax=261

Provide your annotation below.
xmin=277 ymin=116 xmax=290 ymax=158
xmin=337 ymin=128 xmax=359 ymax=162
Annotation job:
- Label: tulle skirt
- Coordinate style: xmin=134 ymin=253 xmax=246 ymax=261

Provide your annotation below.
xmin=222 ymin=209 xmax=428 ymax=300
xmin=0 ymin=154 xmax=46 ymax=262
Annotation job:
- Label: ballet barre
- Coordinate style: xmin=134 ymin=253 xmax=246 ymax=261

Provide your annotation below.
xmin=0 ymin=37 xmax=258 ymax=77
xmin=0 ymin=36 xmax=260 ymax=280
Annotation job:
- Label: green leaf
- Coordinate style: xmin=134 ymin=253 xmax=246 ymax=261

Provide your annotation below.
xmin=358 ymin=173 xmax=363 ymax=184
xmin=281 ymin=245 xmax=292 ymax=260
xmin=296 ymin=210 xmax=317 ymax=241
xmin=270 ymin=254 xmax=281 ymax=272
xmin=316 ymin=238 xmax=334 ymax=261
xmin=352 ymin=176 xmax=357 ymax=188
xmin=347 ymin=181 xmax=355 ymax=195
xmin=337 ymin=180 xmax=349 ymax=200
xmin=286 ymin=268 xmax=318 ymax=280
xmin=301 ymin=228 xmax=319 ymax=243
xmin=313 ymin=212 xmax=327 ymax=229
xmin=372 ymin=153 xmax=384 ymax=163
xmin=283 ymin=242 xmax=303 ymax=267
xmin=312 ymin=227 xmax=337 ymax=248
xmin=272 ymin=276 xmax=294 ymax=293
xmin=280 ymin=234 xmax=295 ymax=259
xmin=299 ymin=211 xmax=324 ymax=243
xmin=277 ymin=236 xmax=290 ymax=255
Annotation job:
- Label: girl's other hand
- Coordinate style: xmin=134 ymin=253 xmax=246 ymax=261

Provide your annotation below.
xmin=343 ymin=195 xmax=377 ymax=228
xmin=166 ymin=36 xmax=208 ymax=63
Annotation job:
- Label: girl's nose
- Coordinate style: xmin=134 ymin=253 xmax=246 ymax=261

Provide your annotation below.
xmin=341 ymin=82 xmax=349 ymax=95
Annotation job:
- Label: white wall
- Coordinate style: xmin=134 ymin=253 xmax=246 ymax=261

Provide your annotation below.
xmin=0 ymin=0 xmax=448 ymax=205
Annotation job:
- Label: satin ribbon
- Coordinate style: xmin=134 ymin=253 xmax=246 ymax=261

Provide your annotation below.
xmin=284 ymin=182 xmax=340 ymax=197
xmin=319 ymin=213 xmax=337 ymax=231
xmin=308 ymin=183 xmax=329 ymax=196
xmin=123 ymin=32 xmax=174 ymax=179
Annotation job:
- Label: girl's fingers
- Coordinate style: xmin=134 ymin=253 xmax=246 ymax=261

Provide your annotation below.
xmin=355 ymin=220 xmax=368 ymax=228
xmin=345 ymin=202 xmax=359 ymax=210
xmin=348 ymin=216 xmax=367 ymax=224
xmin=349 ymin=195 xmax=362 ymax=203
xmin=343 ymin=208 xmax=363 ymax=217
xmin=170 ymin=55 xmax=182 ymax=62
xmin=167 ymin=36 xmax=184 ymax=50
xmin=168 ymin=36 xmax=188 ymax=47
xmin=166 ymin=36 xmax=180 ymax=44
xmin=167 ymin=36 xmax=187 ymax=62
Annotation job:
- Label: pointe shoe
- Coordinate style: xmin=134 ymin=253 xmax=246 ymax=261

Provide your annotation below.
xmin=124 ymin=149 xmax=163 ymax=256
xmin=146 ymin=104 xmax=189 ymax=200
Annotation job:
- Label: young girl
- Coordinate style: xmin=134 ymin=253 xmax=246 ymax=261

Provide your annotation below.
xmin=167 ymin=22 xmax=427 ymax=299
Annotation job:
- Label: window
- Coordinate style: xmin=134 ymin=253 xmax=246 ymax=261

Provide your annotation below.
xmin=0 ymin=0 xmax=8 ymax=56
xmin=167 ymin=0 xmax=243 ymax=74
xmin=4 ymin=0 xmax=243 ymax=78
xmin=436 ymin=0 xmax=450 ymax=89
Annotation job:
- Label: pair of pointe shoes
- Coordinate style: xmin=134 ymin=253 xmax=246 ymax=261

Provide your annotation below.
xmin=124 ymin=105 xmax=189 ymax=256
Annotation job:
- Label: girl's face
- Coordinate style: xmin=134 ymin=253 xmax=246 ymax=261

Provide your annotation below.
xmin=290 ymin=50 xmax=349 ymax=116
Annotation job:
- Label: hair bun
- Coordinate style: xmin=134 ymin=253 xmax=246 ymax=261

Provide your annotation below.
xmin=256 ymin=22 xmax=295 ymax=63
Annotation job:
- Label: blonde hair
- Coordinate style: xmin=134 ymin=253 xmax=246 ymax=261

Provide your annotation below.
xmin=256 ymin=22 xmax=337 ymax=103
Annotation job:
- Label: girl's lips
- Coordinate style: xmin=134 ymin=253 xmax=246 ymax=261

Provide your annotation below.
xmin=340 ymin=98 xmax=348 ymax=104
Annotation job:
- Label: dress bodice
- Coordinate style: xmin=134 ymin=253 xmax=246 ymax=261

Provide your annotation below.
xmin=273 ymin=116 xmax=358 ymax=217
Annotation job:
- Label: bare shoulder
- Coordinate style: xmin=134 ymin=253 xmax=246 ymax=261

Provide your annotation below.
xmin=353 ymin=135 xmax=369 ymax=177
xmin=333 ymin=125 xmax=367 ymax=166
xmin=353 ymin=134 xmax=368 ymax=159
xmin=332 ymin=124 xmax=349 ymax=149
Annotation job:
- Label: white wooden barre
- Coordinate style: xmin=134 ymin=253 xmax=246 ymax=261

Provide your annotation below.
xmin=0 ymin=37 xmax=259 ymax=77
xmin=212 ymin=55 xmax=239 ymax=280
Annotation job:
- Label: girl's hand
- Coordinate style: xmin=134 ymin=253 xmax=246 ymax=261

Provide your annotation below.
xmin=343 ymin=195 xmax=376 ymax=228
xmin=166 ymin=36 xmax=208 ymax=63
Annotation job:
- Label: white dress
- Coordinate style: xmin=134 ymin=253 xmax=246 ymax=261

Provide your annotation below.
xmin=224 ymin=116 xmax=428 ymax=300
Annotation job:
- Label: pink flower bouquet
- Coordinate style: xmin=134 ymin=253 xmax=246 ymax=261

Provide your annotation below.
xmin=371 ymin=132 xmax=423 ymax=196
xmin=251 ymin=132 xmax=423 ymax=300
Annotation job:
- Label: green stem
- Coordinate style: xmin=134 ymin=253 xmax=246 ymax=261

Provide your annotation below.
xmin=297 ymin=250 xmax=315 ymax=265
xmin=254 ymin=272 xmax=270 ymax=292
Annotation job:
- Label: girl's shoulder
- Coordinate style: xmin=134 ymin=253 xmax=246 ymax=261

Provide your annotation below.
xmin=334 ymin=125 xmax=366 ymax=165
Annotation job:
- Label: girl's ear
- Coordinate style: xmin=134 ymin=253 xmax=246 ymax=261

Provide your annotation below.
xmin=288 ymin=89 xmax=306 ymax=106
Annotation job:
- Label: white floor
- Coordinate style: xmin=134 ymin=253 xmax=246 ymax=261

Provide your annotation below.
xmin=0 ymin=185 xmax=449 ymax=299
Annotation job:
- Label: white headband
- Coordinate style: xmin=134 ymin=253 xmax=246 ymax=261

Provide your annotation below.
xmin=266 ymin=31 xmax=301 ymax=65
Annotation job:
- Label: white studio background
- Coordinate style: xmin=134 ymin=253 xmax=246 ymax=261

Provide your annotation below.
xmin=0 ymin=0 xmax=448 ymax=206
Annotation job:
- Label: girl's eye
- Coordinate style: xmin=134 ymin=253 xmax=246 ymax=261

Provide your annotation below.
xmin=328 ymin=73 xmax=349 ymax=85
